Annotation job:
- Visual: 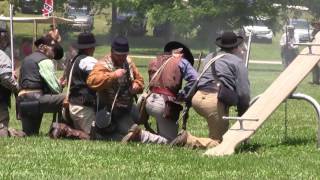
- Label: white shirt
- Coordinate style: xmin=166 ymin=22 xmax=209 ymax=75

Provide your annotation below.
xmin=279 ymin=32 xmax=300 ymax=49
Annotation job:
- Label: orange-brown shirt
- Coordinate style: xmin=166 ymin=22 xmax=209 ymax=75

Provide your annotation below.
xmin=87 ymin=55 xmax=144 ymax=109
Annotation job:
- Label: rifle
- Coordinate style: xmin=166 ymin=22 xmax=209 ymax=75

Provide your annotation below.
xmin=123 ymin=60 xmax=156 ymax=134
xmin=180 ymin=52 xmax=203 ymax=130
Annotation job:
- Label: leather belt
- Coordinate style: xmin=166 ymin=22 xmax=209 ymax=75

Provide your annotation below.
xmin=151 ymin=87 xmax=176 ymax=97
xmin=18 ymin=89 xmax=43 ymax=96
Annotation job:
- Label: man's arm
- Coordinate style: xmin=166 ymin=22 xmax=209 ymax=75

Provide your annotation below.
xmin=87 ymin=61 xmax=118 ymax=91
xmin=178 ymin=58 xmax=198 ymax=98
xmin=38 ymin=59 xmax=61 ymax=94
xmin=0 ymin=50 xmax=19 ymax=93
xmin=0 ymin=73 xmax=18 ymax=93
xmin=235 ymin=62 xmax=250 ymax=116
xmin=128 ymin=58 xmax=144 ymax=94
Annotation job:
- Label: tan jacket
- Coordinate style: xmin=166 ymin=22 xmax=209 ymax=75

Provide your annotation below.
xmin=87 ymin=55 xmax=144 ymax=108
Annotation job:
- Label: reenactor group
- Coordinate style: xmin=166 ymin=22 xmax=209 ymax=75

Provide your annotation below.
xmin=0 ymin=25 xmax=252 ymax=149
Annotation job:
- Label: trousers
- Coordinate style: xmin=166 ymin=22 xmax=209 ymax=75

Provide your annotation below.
xmin=19 ymin=93 xmax=65 ymax=135
xmin=177 ymin=90 xmax=229 ymax=149
xmin=146 ymin=93 xmax=179 ymax=141
xmin=94 ymin=105 xmax=167 ymax=144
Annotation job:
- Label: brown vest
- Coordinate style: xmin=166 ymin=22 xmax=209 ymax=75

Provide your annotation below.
xmin=148 ymin=54 xmax=182 ymax=95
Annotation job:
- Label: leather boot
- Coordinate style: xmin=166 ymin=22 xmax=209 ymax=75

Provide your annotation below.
xmin=49 ymin=123 xmax=69 ymax=139
xmin=65 ymin=127 xmax=90 ymax=140
xmin=8 ymin=128 xmax=26 ymax=137
xmin=170 ymin=130 xmax=188 ymax=147
xmin=121 ymin=124 xmax=142 ymax=143
xmin=0 ymin=123 xmax=9 ymax=137
xmin=49 ymin=123 xmax=90 ymax=140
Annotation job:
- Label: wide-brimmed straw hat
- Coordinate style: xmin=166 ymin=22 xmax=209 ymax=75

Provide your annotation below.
xmin=73 ymin=32 xmax=96 ymax=49
xmin=215 ymin=31 xmax=244 ymax=49
xmin=164 ymin=41 xmax=194 ymax=65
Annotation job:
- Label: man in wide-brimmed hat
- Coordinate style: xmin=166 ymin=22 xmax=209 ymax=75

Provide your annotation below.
xmin=50 ymin=32 xmax=98 ymax=140
xmin=311 ymin=21 xmax=320 ymax=84
xmin=48 ymin=24 xmax=61 ymax=43
xmin=87 ymin=36 xmax=168 ymax=144
xmin=17 ymin=35 xmax=65 ymax=136
xmin=280 ymin=25 xmax=299 ymax=68
xmin=311 ymin=21 xmax=320 ymax=41
xmin=171 ymin=31 xmax=250 ymax=149
xmin=143 ymin=41 xmax=198 ymax=142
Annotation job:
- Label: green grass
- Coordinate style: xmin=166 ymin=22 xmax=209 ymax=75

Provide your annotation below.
xmin=2 ymin=63 xmax=320 ymax=179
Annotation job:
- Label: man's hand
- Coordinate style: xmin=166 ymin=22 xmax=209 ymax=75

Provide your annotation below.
xmin=13 ymin=70 xmax=18 ymax=80
xmin=59 ymin=77 xmax=67 ymax=88
xmin=114 ymin=69 xmax=127 ymax=78
xmin=130 ymin=82 xmax=140 ymax=94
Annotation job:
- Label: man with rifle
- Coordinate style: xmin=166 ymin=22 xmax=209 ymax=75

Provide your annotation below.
xmin=145 ymin=41 xmax=198 ymax=142
xmin=87 ymin=36 xmax=167 ymax=144
xmin=171 ymin=32 xmax=250 ymax=149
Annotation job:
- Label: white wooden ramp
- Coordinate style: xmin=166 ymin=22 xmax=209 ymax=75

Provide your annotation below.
xmin=204 ymin=34 xmax=320 ymax=157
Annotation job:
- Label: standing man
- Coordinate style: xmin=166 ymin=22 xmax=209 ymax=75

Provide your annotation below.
xmin=280 ymin=25 xmax=299 ymax=68
xmin=311 ymin=21 xmax=320 ymax=84
xmin=87 ymin=36 xmax=167 ymax=144
xmin=171 ymin=32 xmax=250 ymax=149
xmin=146 ymin=41 xmax=198 ymax=142
xmin=0 ymin=35 xmax=19 ymax=137
xmin=48 ymin=24 xmax=62 ymax=43
xmin=311 ymin=21 xmax=320 ymax=41
xmin=18 ymin=36 xmax=65 ymax=136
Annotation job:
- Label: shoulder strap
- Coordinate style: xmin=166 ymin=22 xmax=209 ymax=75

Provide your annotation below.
xmin=65 ymin=54 xmax=82 ymax=101
xmin=145 ymin=56 xmax=174 ymax=91
xmin=197 ymin=53 xmax=225 ymax=82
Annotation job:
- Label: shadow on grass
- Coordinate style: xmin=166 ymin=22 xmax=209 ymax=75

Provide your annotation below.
xmin=234 ymin=136 xmax=315 ymax=154
xmin=236 ymin=142 xmax=262 ymax=153
xmin=279 ymin=136 xmax=316 ymax=146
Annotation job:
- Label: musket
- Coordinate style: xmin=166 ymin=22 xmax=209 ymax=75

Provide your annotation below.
xmin=123 ymin=60 xmax=156 ymax=134
xmin=181 ymin=52 xmax=203 ymax=130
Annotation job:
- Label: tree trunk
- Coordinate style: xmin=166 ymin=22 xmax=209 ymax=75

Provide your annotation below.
xmin=111 ymin=2 xmax=118 ymax=37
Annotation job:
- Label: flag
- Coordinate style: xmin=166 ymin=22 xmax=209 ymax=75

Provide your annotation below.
xmin=42 ymin=0 xmax=54 ymax=17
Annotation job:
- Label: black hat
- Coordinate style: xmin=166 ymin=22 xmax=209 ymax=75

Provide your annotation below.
xmin=73 ymin=32 xmax=96 ymax=49
xmin=34 ymin=36 xmax=56 ymax=47
xmin=215 ymin=31 xmax=244 ymax=49
xmin=164 ymin=41 xmax=194 ymax=65
xmin=53 ymin=44 xmax=64 ymax=60
xmin=111 ymin=36 xmax=129 ymax=54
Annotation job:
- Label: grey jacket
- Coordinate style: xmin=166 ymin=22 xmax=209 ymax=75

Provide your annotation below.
xmin=197 ymin=51 xmax=250 ymax=111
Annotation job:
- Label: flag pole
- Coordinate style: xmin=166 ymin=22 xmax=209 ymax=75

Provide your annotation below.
xmin=9 ymin=2 xmax=14 ymax=77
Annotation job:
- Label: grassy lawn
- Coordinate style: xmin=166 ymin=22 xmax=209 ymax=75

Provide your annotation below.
xmin=2 ymin=62 xmax=320 ymax=179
